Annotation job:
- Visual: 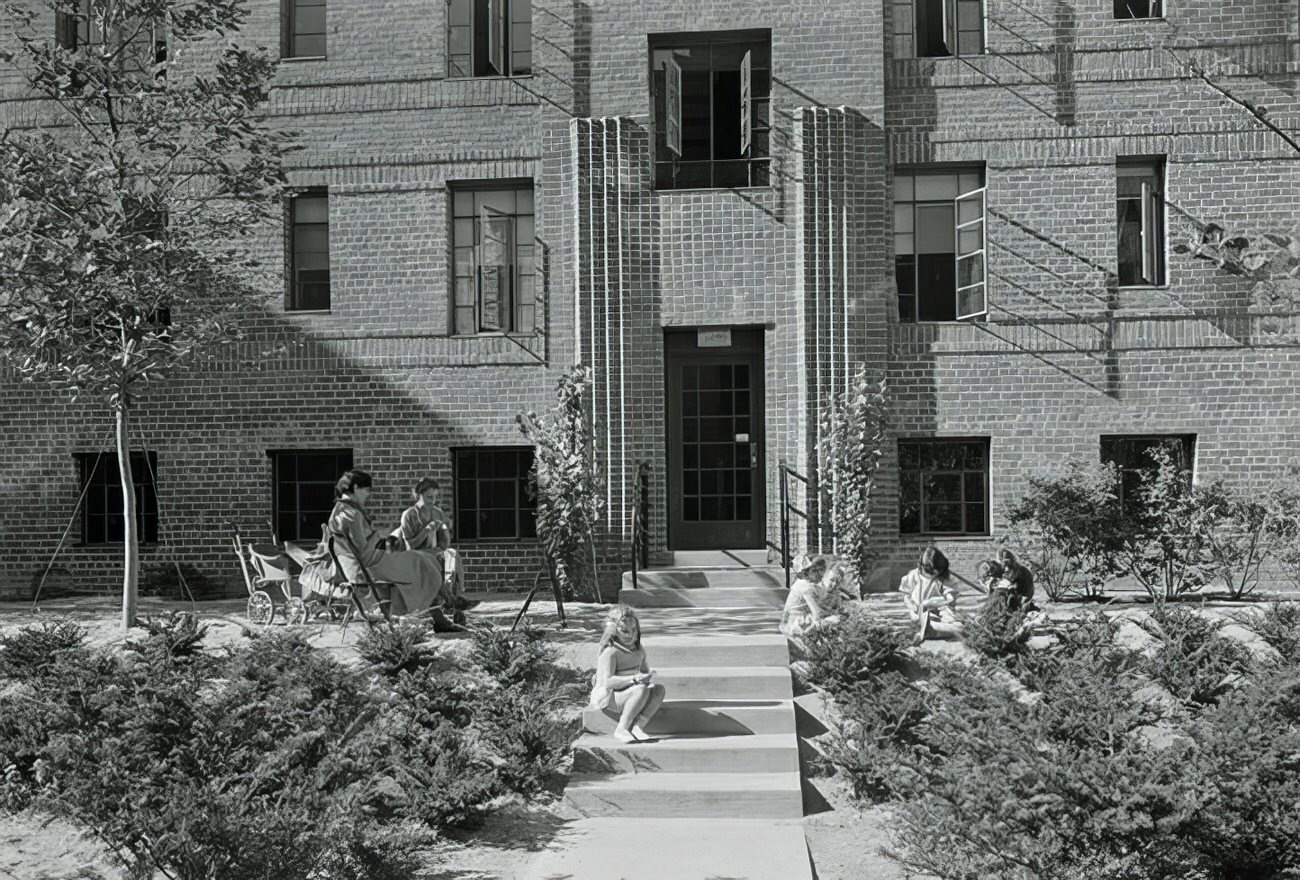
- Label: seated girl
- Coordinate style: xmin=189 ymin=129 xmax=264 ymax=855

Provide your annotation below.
xmin=397 ymin=477 xmax=468 ymax=624
xmin=590 ymin=605 xmax=666 ymax=743
xmin=898 ymin=546 xmax=962 ymax=645
xmin=322 ymin=469 xmax=463 ymax=632
xmin=780 ymin=556 xmax=858 ymax=637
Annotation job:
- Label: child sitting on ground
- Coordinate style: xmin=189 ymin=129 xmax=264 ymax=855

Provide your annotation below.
xmin=977 ymin=558 xmax=1015 ymax=606
xmin=899 ymin=546 xmax=962 ymax=645
xmin=780 ymin=555 xmax=828 ymax=637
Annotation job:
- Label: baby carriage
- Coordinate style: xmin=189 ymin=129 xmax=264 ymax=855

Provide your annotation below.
xmin=230 ymin=523 xmax=309 ymax=626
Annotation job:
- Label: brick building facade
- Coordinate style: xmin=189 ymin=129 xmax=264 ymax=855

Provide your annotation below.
xmin=1 ymin=1 xmax=1297 ymax=597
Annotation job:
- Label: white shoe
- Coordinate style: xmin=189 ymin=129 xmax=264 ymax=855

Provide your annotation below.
xmin=631 ymin=724 xmax=652 ymax=741
xmin=613 ymin=727 xmax=637 ymax=744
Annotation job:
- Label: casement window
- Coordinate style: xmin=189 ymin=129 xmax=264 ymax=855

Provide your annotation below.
xmin=898 ymin=439 xmax=989 ymax=535
xmin=447 ymin=0 xmax=531 ymax=77
xmin=894 ymin=167 xmax=987 ymax=322
xmin=287 ymin=190 xmax=330 ymax=311
xmin=892 ymin=0 xmax=984 ymax=58
xmin=1100 ymin=434 xmax=1194 ymax=513
xmin=453 ymin=447 xmax=537 ymax=541
xmin=450 ymin=181 xmax=535 ymax=335
xmin=650 ymin=30 xmax=772 ymax=190
xmin=1114 ymin=0 xmax=1162 ymax=19
xmin=269 ymin=449 xmax=353 ymax=542
xmin=77 ymin=451 xmax=159 ymax=545
xmin=281 ymin=0 xmax=326 ymax=59
xmin=55 ymin=2 xmax=166 ymax=80
xmin=1116 ymin=158 xmax=1166 ymax=287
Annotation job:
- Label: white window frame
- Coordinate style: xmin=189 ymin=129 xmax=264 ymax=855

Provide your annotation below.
xmin=954 ymin=185 xmax=987 ymax=320
xmin=1117 ymin=158 xmax=1167 ymax=288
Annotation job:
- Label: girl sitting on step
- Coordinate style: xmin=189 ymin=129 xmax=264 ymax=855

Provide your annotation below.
xmin=590 ymin=605 xmax=667 ymax=743
xmin=780 ymin=556 xmax=855 ymax=637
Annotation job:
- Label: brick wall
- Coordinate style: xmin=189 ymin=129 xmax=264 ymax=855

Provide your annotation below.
xmin=1 ymin=0 xmax=1296 ymax=599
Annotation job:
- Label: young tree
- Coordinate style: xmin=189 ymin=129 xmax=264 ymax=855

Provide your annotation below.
xmin=818 ymin=366 xmax=887 ymax=592
xmin=517 ymin=365 xmax=606 ymax=602
xmin=0 ymin=0 xmax=290 ymax=629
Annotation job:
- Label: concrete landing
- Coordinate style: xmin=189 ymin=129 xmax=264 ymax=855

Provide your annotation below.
xmin=522 ymin=817 xmax=813 ymax=880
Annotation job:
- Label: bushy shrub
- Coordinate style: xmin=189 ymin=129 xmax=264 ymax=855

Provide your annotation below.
xmin=821 ymin=672 xmax=932 ymax=801
xmin=474 ymin=680 xmax=578 ymax=796
xmin=801 ymin=608 xmax=908 ymax=694
xmin=1002 ymin=460 xmax=1127 ymax=600
xmin=469 ymin=622 xmax=557 ymax=687
xmin=126 ymin=611 xmax=209 ymax=666
xmin=1264 ymin=475 xmax=1300 ymax=591
xmin=1139 ymin=604 xmax=1253 ymax=706
xmin=961 ymin=595 xmax=1032 ymax=659
xmin=1010 ymin=611 xmax=1131 ymax=692
xmin=0 ymin=620 xmax=88 ymax=680
xmin=1196 ymin=482 xmax=1274 ymax=599
xmin=1239 ymin=601 xmax=1300 ymax=666
xmin=356 ymin=620 xmax=441 ymax=677
xmin=1118 ymin=448 xmax=1214 ymax=601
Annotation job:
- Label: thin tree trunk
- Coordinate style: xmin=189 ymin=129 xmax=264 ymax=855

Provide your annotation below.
xmin=116 ymin=403 xmax=138 ymax=631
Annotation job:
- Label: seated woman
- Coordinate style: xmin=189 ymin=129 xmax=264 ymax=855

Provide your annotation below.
xmin=899 ymin=546 xmax=962 ymax=645
xmin=323 ymin=469 xmax=463 ymax=632
xmin=590 ymin=605 xmax=666 ymax=744
xmin=397 ymin=477 xmax=468 ymax=624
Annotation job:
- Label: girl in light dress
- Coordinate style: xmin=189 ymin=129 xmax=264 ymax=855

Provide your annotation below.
xmin=780 ymin=556 xmax=858 ymax=637
xmin=898 ymin=545 xmax=963 ymax=645
xmin=590 ymin=605 xmax=667 ymax=743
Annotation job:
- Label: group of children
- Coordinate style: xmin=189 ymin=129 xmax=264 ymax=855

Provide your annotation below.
xmin=588 ymin=545 xmax=1038 ymax=745
xmin=782 ymin=545 xmax=1036 ymax=645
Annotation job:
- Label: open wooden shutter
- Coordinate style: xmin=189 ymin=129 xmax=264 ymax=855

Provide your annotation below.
xmin=740 ymin=49 xmax=752 ymax=156
xmin=478 ymin=206 xmax=512 ymax=332
xmin=941 ymin=0 xmax=959 ymax=56
xmin=664 ymin=56 xmax=682 ymax=157
xmin=487 ymin=0 xmax=507 ymax=75
xmin=1139 ymin=179 xmax=1163 ymax=285
xmin=954 ymin=186 xmax=987 ymax=320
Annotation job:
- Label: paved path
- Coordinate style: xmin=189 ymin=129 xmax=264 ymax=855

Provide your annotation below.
xmin=524 ymin=566 xmax=813 ymax=880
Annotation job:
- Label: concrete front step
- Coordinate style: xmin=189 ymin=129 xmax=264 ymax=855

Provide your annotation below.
xmin=573 ymin=732 xmax=799 ymax=774
xmin=671 ymin=549 xmax=773 ymax=567
xmin=620 ymin=585 xmax=787 ymax=609
xmin=564 ymin=770 xmax=803 ymax=819
xmin=521 ymin=817 xmax=814 ymax=880
xmin=583 ymin=698 xmax=796 ymax=736
xmin=649 ymin=666 xmax=792 ymax=701
xmin=641 ymin=634 xmax=790 ymax=668
xmin=623 ymin=568 xmax=787 ymax=590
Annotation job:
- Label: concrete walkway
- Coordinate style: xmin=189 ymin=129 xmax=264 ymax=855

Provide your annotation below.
xmin=524 ymin=565 xmax=813 ymax=880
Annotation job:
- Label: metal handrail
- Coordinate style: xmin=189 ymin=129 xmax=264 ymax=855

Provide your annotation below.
xmin=629 ymin=461 xmax=650 ymax=590
xmin=765 ymin=458 xmax=825 ymax=590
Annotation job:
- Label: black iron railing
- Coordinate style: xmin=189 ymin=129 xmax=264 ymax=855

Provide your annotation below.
xmin=766 ymin=459 xmax=824 ymax=590
xmin=629 ymin=460 xmax=650 ymax=590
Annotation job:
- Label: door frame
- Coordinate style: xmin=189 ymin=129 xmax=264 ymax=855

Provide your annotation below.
xmin=664 ymin=327 xmax=766 ymax=550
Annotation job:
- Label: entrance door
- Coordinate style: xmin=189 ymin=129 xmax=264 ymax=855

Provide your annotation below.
xmin=665 ymin=328 xmax=766 ymax=550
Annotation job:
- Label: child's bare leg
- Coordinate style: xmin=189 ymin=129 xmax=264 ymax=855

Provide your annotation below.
xmin=615 ymin=685 xmax=652 ymax=741
xmin=633 ymin=684 xmax=666 ymax=737
xmin=911 ymin=613 xmax=930 ymax=646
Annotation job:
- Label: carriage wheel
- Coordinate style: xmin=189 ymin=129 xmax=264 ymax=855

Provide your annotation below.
xmin=285 ymin=596 xmax=309 ymax=626
xmin=247 ymin=591 xmax=275 ymax=627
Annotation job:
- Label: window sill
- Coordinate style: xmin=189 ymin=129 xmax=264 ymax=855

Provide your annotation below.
xmin=449 ymin=332 xmax=539 ymax=339
xmin=1117 ymin=284 xmax=1170 ymax=291
xmin=898 ymin=533 xmax=992 ymax=541
xmin=653 ymin=185 xmax=774 ymax=195
xmin=284 ymin=308 xmax=333 ymax=315
xmin=73 ymin=543 xmax=162 ymax=549
xmin=457 ymin=537 xmax=539 ymax=546
xmin=279 ymin=55 xmax=328 ymax=63
xmin=443 ymin=74 xmax=534 ymax=82
xmin=1112 ymin=17 xmax=1166 ymax=22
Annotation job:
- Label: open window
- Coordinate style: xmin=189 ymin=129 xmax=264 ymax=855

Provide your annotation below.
xmin=893 ymin=0 xmax=983 ymax=58
xmin=1116 ymin=157 xmax=1165 ymax=287
xmin=650 ymin=30 xmax=771 ymax=190
xmin=894 ymin=167 xmax=987 ymax=322
xmin=451 ymin=181 xmax=535 ymax=335
xmin=448 ymin=0 xmax=531 ymax=77
xmin=1114 ymin=0 xmax=1162 ymax=19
